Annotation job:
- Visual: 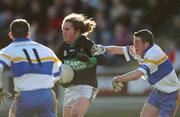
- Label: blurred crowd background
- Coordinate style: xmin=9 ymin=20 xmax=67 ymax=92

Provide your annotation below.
xmin=0 ymin=0 xmax=180 ymax=68
xmin=0 ymin=0 xmax=180 ymax=96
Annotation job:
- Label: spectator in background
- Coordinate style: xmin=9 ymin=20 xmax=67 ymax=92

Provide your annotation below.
xmin=0 ymin=10 xmax=13 ymax=48
xmin=109 ymin=0 xmax=129 ymax=22
xmin=164 ymin=42 xmax=180 ymax=73
xmin=113 ymin=21 xmax=130 ymax=46
xmin=93 ymin=11 xmax=113 ymax=45
xmin=160 ymin=14 xmax=180 ymax=45
xmin=0 ymin=0 xmax=180 ymax=63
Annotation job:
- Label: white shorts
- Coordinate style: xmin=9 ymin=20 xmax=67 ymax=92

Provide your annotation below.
xmin=63 ymin=85 xmax=99 ymax=106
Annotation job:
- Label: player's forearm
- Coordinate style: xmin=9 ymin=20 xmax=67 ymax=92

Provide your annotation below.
xmin=105 ymin=46 xmax=124 ymax=55
xmin=114 ymin=70 xmax=144 ymax=82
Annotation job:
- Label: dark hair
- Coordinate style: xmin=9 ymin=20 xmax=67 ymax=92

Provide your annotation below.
xmin=10 ymin=19 xmax=30 ymax=38
xmin=62 ymin=13 xmax=96 ymax=36
xmin=134 ymin=29 xmax=154 ymax=45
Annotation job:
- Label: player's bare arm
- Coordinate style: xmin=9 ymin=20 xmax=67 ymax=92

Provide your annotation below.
xmin=105 ymin=46 xmax=124 ymax=55
xmin=113 ymin=70 xmax=144 ymax=83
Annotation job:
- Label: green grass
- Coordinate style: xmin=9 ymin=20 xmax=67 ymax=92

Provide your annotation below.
xmin=0 ymin=110 xmax=179 ymax=117
xmin=57 ymin=110 xmax=180 ymax=117
xmin=85 ymin=110 xmax=139 ymax=117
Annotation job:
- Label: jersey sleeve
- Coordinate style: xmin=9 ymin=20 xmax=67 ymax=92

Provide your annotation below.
xmin=90 ymin=44 xmax=106 ymax=56
xmin=87 ymin=40 xmax=108 ymax=65
xmin=51 ymin=51 xmax=62 ymax=81
xmin=0 ymin=50 xmax=12 ymax=88
xmin=82 ymin=38 xmax=106 ymax=56
xmin=123 ymin=46 xmax=137 ymax=62
xmin=137 ymin=51 xmax=168 ymax=79
xmin=0 ymin=50 xmax=12 ymax=69
xmin=55 ymin=42 xmax=66 ymax=62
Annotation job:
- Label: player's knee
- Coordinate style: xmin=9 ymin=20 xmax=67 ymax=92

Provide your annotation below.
xmin=71 ymin=108 xmax=81 ymax=117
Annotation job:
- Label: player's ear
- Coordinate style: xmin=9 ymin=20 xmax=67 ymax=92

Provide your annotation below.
xmin=26 ymin=32 xmax=31 ymax=38
xmin=8 ymin=32 xmax=14 ymax=40
xmin=145 ymin=42 xmax=150 ymax=48
xmin=75 ymin=30 xmax=80 ymax=39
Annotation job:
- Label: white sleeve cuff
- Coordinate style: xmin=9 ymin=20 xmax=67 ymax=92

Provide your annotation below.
xmin=137 ymin=67 xmax=147 ymax=75
xmin=137 ymin=68 xmax=148 ymax=80
xmin=123 ymin=47 xmax=130 ymax=61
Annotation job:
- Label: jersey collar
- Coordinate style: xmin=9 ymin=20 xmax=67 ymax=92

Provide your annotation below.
xmin=142 ymin=44 xmax=154 ymax=58
xmin=69 ymin=35 xmax=85 ymax=47
xmin=14 ymin=38 xmax=31 ymax=42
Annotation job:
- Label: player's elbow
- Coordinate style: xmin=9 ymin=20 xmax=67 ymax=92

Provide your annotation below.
xmin=131 ymin=70 xmax=144 ymax=80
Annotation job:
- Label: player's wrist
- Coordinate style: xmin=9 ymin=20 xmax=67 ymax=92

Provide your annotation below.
xmin=113 ymin=77 xmax=118 ymax=82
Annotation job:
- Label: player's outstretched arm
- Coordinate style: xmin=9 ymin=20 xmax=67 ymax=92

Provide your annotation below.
xmin=112 ymin=70 xmax=143 ymax=92
xmin=113 ymin=70 xmax=144 ymax=83
xmin=105 ymin=46 xmax=124 ymax=55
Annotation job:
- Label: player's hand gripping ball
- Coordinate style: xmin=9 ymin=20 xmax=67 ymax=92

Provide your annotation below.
xmin=112 ymin=80 xmax=124 ymax=93
xmin=57 ymin=64 xmax=74 ymax=84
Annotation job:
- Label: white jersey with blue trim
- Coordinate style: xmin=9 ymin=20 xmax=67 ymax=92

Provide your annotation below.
xmin=123 ymin=44 xmax=180 ymax=93
xmin=0 ymin=38 xmax=62 ymax=92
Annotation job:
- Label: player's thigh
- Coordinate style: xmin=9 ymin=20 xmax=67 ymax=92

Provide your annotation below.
xmin=140 ymin=103 xmax=159 ymax=117
xmin=71 ymin=97 xmax=90 ymax=116
xmin=64 ymin=85 xmax=98 ymax=106
xmin=39 ymin=90 xmax=58 ymax=117
xmin=63 ymin=106 xmax=72 ymax=117
xmin=9 ymin=93 xmax=33 ymax=117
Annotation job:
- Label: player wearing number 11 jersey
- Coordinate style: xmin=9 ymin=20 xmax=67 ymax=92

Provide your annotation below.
xmin=0 ymin=19 xmax=61 ymax=117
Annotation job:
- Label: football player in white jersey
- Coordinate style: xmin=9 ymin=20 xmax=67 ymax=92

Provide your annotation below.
xmin=0 ymin=19 xmax=62 ymax=117
xmin=105 ymin=29 xmax=180 ymax=117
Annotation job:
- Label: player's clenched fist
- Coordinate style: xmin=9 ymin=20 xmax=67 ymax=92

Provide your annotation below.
xmin=112 ymin=79 xmax=124 ymax=93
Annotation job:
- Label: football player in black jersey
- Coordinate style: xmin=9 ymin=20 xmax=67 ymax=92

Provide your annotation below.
xmin=56 ymin=13 xmax=107 ymax=117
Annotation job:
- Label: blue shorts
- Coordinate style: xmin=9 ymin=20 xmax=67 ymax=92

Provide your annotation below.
xmin=147 ymin=89 xmax=180 ymax=117
xmin=9 ymin=89 xmax=57 ymax=117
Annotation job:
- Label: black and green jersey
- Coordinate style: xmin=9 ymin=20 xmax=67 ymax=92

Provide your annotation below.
xmin=56 ymin=35 xmax=107 ymax=88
